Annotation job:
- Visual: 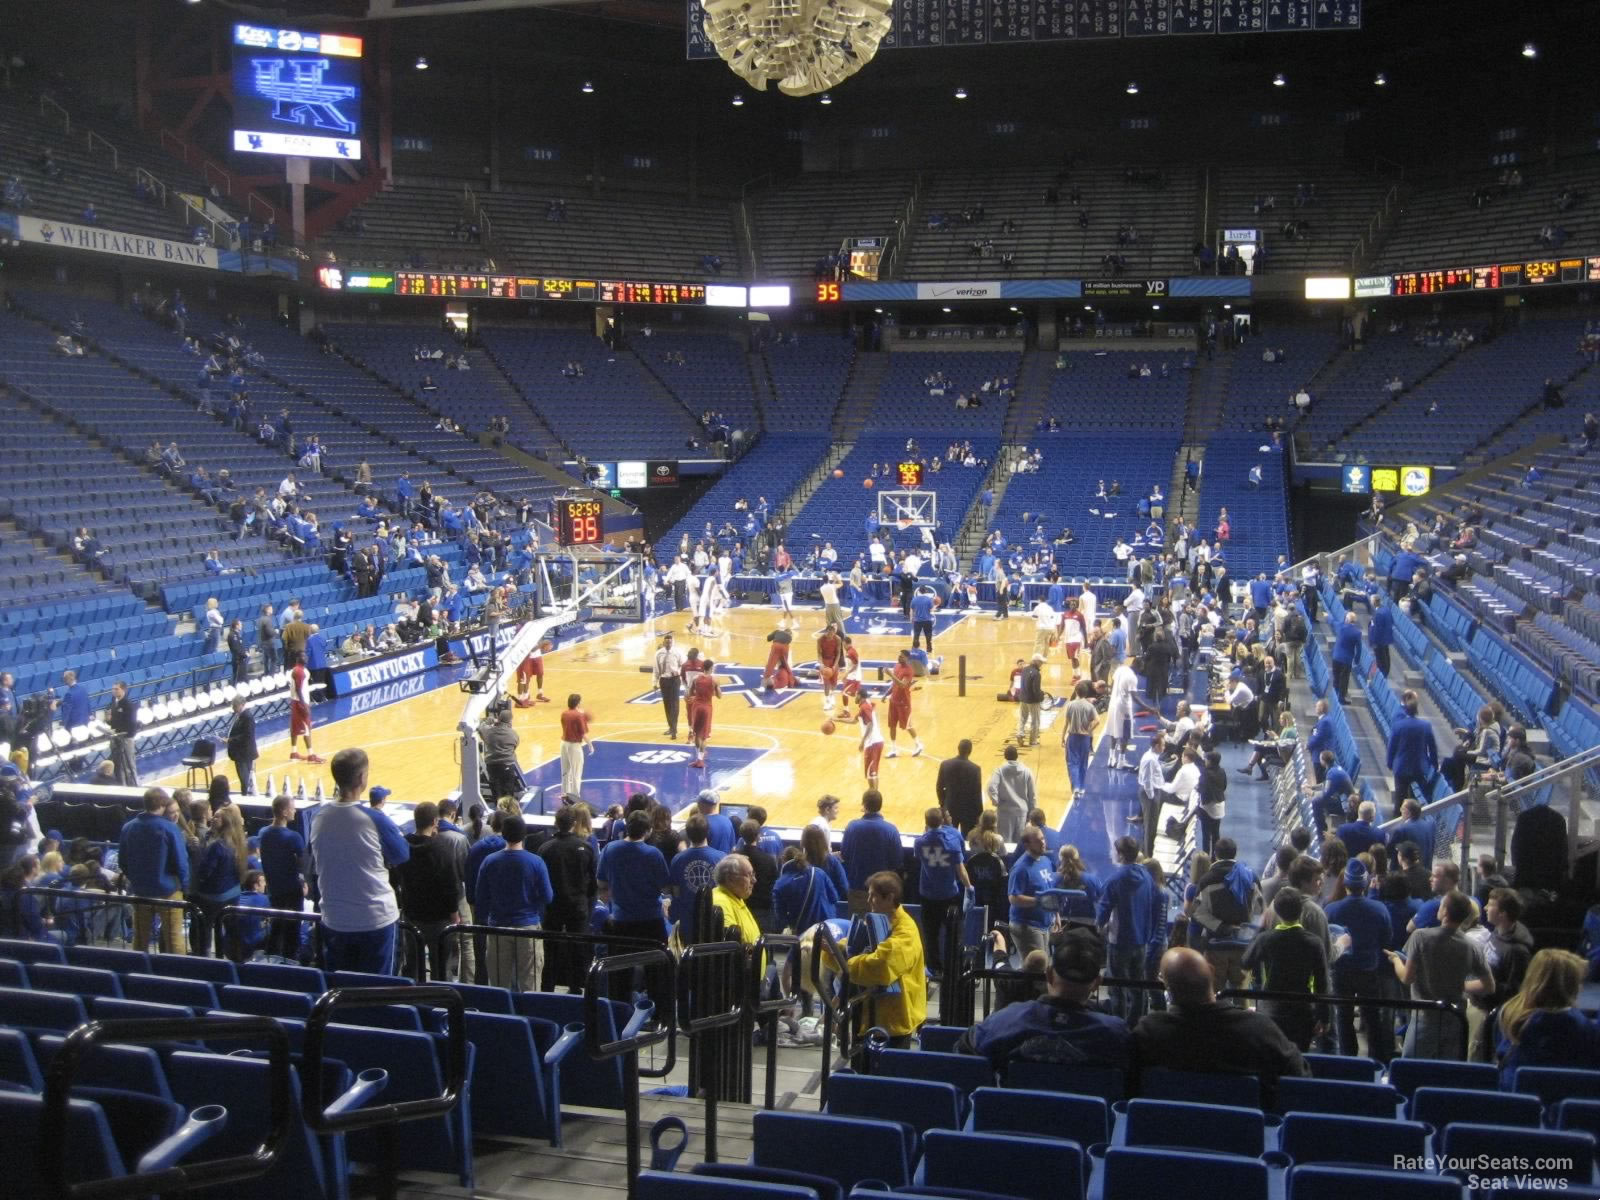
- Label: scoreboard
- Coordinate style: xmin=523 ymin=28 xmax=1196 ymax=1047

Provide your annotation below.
xmin=318 ymin=269 xmax=737 ymax=306
xmin=897 ymin=461 xmax=926 ymax=488
xmin=688 ymin=0 xmax=1358 ymax=55
xmin=1357 ymin=257 xmax=1600 ymax=298
xmin=555 ymin=498 xmax=605 ymax=548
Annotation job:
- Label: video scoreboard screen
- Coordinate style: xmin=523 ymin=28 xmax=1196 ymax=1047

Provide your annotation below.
xmin=1358 ymin=257 xmax=1599 ymax=298
xmin=232 ymin=23 xmax=362 ymax=160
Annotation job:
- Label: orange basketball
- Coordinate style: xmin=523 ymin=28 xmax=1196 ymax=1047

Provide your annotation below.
xmin=862 ymin=478 xmax=875 ymax=489
xmin=539 ymin=640 xmax=554 ymax=652
xmin=832 ymin=468 xmax=844 ymax=478
xmin=821 ymin=718 xmax=837 ymax=735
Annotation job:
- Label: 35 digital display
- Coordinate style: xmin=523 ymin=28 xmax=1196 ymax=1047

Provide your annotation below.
xmin=897 ymin=461 xmax=926 ymax=488
xmin=556 ymin=498 xmax=604 ymax=547
xmin=232 ymin=23 xmax=363 ymax=161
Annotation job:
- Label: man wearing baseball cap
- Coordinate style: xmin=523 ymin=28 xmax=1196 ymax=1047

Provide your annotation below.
xmin=954 ymin=925 xmax=1132 ymax=1073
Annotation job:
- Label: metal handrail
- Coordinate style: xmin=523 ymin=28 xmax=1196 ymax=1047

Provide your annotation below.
xmin=437 ymin=922 xmax=659 ymax=986
xmin=303 ymin=985 xmax=469 ymax=1200
xmin=748 ymin=932 xmax=798 ymax=1109
xmin=39 ymin=1015 xmax=293 ymax=1200
xmin=40 ymin=93 xmax=70 ymax=132
xmin=85 ymin=130 xmax=118 ymax=171
xmin=676 ymin=939 xmax=748 ymax=1163
xmin=584 ymin=948 xmax=678 ymax=1200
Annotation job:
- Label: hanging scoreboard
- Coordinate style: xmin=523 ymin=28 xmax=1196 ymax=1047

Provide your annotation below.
xmin=556 ymin=498 xmax=605 ymax=547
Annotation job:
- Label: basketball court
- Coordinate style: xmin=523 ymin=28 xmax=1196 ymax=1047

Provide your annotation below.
xmin=161 ymin=601 xmax=1092 ymax=837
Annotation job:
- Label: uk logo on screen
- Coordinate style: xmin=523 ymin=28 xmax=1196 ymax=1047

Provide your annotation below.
xmin=250 ymin=58 xmax=357 ymax=134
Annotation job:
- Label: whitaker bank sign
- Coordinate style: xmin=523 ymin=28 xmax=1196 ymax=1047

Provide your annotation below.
xmin=16 ymin=216 xmax=218 ymax=270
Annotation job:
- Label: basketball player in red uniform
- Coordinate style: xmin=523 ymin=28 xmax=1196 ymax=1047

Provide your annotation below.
xmin=885 ymin=649 xmax=924 ymax=758
xmin=287 ymin=657 xmax=323 ymax=763
xmin=514 ymin=638 xmax=553 ymax=707
xmin=856 ymin=694 xmax=885 ymax=786
xmin=816 ymin=622 xmax=846 ymax=712
xmin=761 ymin=626 xmax=795 ymax=690
xmin=836 ymin=637 xmax=863 ymax=719
xmin=686 ymin=658 xmax=721 ymax=769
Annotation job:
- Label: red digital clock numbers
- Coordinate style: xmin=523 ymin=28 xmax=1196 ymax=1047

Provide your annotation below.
xmin=557 ymin=499 xmax=604 ymax=547
xmin=816 ymin=281 xmax=842 ymax=303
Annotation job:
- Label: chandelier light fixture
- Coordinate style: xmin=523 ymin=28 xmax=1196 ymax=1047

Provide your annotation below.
xmin=698 ymin=0 xmax=896 ymax=98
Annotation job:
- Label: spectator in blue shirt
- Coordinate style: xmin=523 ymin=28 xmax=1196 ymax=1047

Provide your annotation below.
xmin=1330 ymin=612 xmax=1363 ymax=703
xmin=475 ymin=815 xmax=554 ymax=991
xmin=596 ymin=811 xmax=670 ymax=941
xmin=0 ymin=855 xmax=50 ymax=941
xmin=1388 ymin=549 xmax=1424 ymax=601
xmin=842 ymin=789 xmax=903 ymax=911
xmin=1310 ymin=753 xmax=1354 ymax=834
xmin=1304 ymin=700 xmax=1334 ymax=783
xmin=1098 ymin=835 xmax=1156 ymax=1021
xmin=1335 ymin=799 xmax=1384 ymax=859
xmin=914 ymin=807 xmax=968 ymax=980
xmin=1386 ymin=690 xmax=1439 ymax=815
xmin=1386 ymin=798 xmax=1437 ymax=868
xmin=58 ymin=670 xmax=90 ymax=730
xmin=1248 ymin=573 xmax=1274 ymax=619
xmin=693 ymin=790 xmax=738 ymax=853
xmin=669 ymin=813 xmax=725 ymax=931
xmin=1008 ymin=826 xmax=1055 ymax=960
xmin=1368 ymin=596 xmax=1395 ymax=676
xmin=1325 ymin=859 xmax=1395 ymax=1061
xmin=258 ymin=794 xmax=306 ymax=960
xmin=232 ymin=870 xmax=272 ymax=958
xmin=747 ymin=805 xmax=784 ymax=860
xmin=118 ymin=788 xmax=191 ymax=954
xmin=910 ymin=586 xmax=939 ymax=651
xmin=1406 ymin=860 xmax=1461 ymax=934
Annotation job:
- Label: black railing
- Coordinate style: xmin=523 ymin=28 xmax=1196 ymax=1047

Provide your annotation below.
xmin=585 ymin=948 xmax=677 ymax=1200
xmin=438 ymin=922 xmax=660 ymax=991
xmin=303 ymin=985 xmax=469 ymax=1200
xmin=677 ymin=939 xmax=748 ymax=1164
xmin=749 ymin=933 xmax=799 ymax=1111
xmin=38 ymin=1015 xmax=293 ymax=1200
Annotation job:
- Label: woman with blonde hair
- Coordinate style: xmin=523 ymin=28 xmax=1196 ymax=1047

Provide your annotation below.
xmin=968 ymin=809 xmax=999 ymax=854
xmin=193 ymin=805 xmax=249 ymax=958
xmin=1495 ymin=949 xmax=1600 ymax=1088
xmin=1054 ymin=844 xmax=1102 ymax=922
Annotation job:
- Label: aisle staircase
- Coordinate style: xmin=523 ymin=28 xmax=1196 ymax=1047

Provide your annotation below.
xmin=466 ymin=347 xmax=569 ymax=462
xmin=830 ymin=352 xmax=889 ymax=439
xmin=776 ymin=442 xmax=854 ymax=524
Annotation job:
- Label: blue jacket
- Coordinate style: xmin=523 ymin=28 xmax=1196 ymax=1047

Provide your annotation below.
xmin=842 ymin=813 xmax=904 ymax=891
xmin=1249 ymin=579 xmax=1273 ymax=609
xmin=960 ymin=995 xmax=1132 ymax=1073
xmin=1389 ymin=550 xmax=1424 ymax=584
xmin=1387 ymin=715 xmax=1439 ymax=777
xmin=118 ymin=812 xmax=190 ymax=897
xmin=1324 ymin=895 xmax=1393 ymax=973
xmin=1334 ymin=819 xmax=1383 ymax=858
xmin=1386 ymin=816 xmax=1437 ymax=867
xmin=1497 ymin=1008 xmax=1600 ymax=1091
xmin=772 ymin=862 xmax=838 ymax=931
xmin=1369 ymin=607 xmax=1395 ymax=649
xmin=1305 ymin=716 xmax=1334 ymax=761
xmin=1332 ymin=623 xmax=1363 ymax=666
xmin=1097 ymin=861 xmax=1156 ymax=947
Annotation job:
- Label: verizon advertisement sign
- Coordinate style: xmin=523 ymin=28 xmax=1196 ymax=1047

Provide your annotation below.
xmin=915 ymin=281 xmax=1002 ymax=301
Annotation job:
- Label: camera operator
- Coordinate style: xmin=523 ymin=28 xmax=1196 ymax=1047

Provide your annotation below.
xmin=480 ymin=704 xmax=524 ymax=802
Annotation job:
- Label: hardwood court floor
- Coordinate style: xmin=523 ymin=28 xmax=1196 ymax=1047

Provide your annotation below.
xmin=164 ymin=606 xmax=1091 ymax=832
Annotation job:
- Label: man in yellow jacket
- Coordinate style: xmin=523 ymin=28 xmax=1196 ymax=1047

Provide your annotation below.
xmin=847 ymin=870 xmax=927 ymax=1046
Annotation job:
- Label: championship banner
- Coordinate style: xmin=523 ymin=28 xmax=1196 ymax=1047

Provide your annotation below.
xmin=15 ymin=215 xmax=218 ymax=270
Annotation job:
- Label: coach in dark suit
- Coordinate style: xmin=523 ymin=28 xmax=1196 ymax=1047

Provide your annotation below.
xmin=226 ymin=698 xmax=257 ymax=795
xmin=937 ymin=739 xmax=983 ymax=835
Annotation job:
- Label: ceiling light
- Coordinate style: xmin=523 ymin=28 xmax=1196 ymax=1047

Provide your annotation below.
xmin=1273 ymin=72 xmax=1286 ymax=87
xmin=1223 ymin=304 xmax=1232 ymax=310
xmin=1083 ymin=305 xmax=1093 ymax=312
xmin=581 ymin=80 xmax=595 ymax=93
xmin=1125 ymin=81 xmax=1139 ymax=95
xmin=1521 ymin=42 xmax=1538 ymax=59
xmin=1008 ymin=306 xmax=1019 ymax=312
xmin=414 ymin=56 xmax=429 ymax=70
xmin=873 ymin=307 xmax=883 ymax=313
xmin=1373 ymin=71 xmax=1387 ymax=86
xmin=731 ymin=94 xmax=744 ymax=106
xmin=1151 ymin=304 xmax=1161 ymax=311
xmin=942 ymin=306 xmax=952 ymax=313
xmin=954 ymin=86 xmax=968 ymax=100
xmin=819 ymin=92 xmax=832 ymax=105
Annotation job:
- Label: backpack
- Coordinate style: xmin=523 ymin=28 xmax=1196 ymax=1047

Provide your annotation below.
xmin=1282 ymin=611 xmax=1308 ymax=643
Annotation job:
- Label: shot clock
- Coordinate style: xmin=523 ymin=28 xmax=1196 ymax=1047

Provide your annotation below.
xmin=556 ymin=498 xmax=604 ymax=547
xmin=897 ymin=461 xmax=925 ymax=488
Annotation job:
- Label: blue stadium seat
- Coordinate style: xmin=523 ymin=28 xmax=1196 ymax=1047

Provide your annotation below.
xmin=637 ymin=1172 xmax=820 ymax=1200
xmin=238 ymin=962 xmax=327 ymax=994
xmin=916 ymin=1129 xmax=1082 ymax=1200
xmin=461 ymin=1010 xmax=581 ymax=1145
xmin=1279 ymin=1113 xmax=1428 ymax=1168
xmin=1120 ymin=1098 xmax=1266 ymax=1157
xmin=92 ymin=996 xmax=197 ymax=1022
xmin=1441 ymin=1124 xmax=1597 ymax=1185
xmin=1140 ymin=1067 xmax=1261 ymax=1109
xmin=1407 ymin=1086 xmax=1543 ymax=1132
xmin=66 ymin=945 xmax=152 ymax=974
xmin=693 ymin=1163 xmax=842 ymax=1200
xmin=0 ymin=1027 xmax=42 ymax=1090
xmin=1553 ymin=1099 xmax=1600 ymax=1148
xmin=32 ymin=1033 xmax=172 ymax=1100
xmin=1303 ymin=1053 xmax=1382 ymax=1082
xmin=1274 ymin=1076 xmax=1402 ymax=1119
xmin=0 ymin=985 xmax=88 ymax=1030
xmin=0 ymin=959 xmax=27 ymax=988
xmin=1288 ymin=1165 xmax=1464 ymax=1200
xmin=0 ymin=936 xmax=66 ymax=965
xmin=1512 ymin=1067 xmax=1600 ymax=1107
xmin=219 ymin=984 xmax=314 ymax=1019
xmin=875 ymin=1048 xmax=995 ymax=1101
xmin=917 ymin=1025 xmax=967 ymax=1053
xmin=28 ymin=962 xmax=125 ymax=999
xmin=1101 ymin=1146 xmax=1268 ymax=1200
xmin=1386 ymin=1057 xmax=1496 ymax=1097
xmin=149 ymin=953 xmax=239 ymax=985
xmin=965 ymin=1087 xmax=1109 ymax=1148
xmin=827 ymin=1073 xmax=962 ymax=1158
xmin=121 ymin=972 xmax=220 ymax=1010
xmin=751 ymin=1111 xmax=910 ymax=1191
xmin=1002 ymin=1060 xmax=1124 ymax=1101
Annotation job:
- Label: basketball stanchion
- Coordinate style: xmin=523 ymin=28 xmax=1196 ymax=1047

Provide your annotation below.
xmin=959 ymin=654 xmax=967 ymax=697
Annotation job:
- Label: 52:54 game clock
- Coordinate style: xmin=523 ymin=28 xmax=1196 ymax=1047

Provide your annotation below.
xmin=556 ymin=498 xmax=604 ymax=547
